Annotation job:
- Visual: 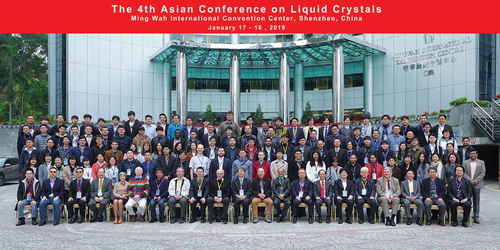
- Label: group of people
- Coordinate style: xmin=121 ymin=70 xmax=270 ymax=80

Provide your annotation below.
xmin=14 ymin=111 xmax=485 ymax=228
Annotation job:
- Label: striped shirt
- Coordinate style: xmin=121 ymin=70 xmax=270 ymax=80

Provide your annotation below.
xmin=127 ymin=176 xmax=150 ymax=198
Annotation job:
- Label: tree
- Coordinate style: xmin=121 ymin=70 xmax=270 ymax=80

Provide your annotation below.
xmin=204 ymin=104 xmax=216 ymax=124
xmin=254 ymin=104 xmax=264 ymax=126
xmin=0 ymin=34 xmax=48 ymax=122
xmin=302 ymin=101 xmax=313 ymax=124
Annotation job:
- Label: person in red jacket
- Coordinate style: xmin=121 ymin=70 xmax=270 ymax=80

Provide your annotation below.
xmin=365 ymin=154 xmax=384 ymax=182
xmin=252 ymin=151 xmax=271 ymax=179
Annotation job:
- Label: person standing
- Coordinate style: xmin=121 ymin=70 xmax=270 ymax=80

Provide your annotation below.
xmin=463 ymin=149 xmax=486 ymax=224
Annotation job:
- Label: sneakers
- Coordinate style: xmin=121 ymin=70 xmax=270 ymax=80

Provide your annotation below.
xmin=253 ymin=217 xmax=259 ymax=223
xmin=265 ymin=216 xmax=272 ymax=223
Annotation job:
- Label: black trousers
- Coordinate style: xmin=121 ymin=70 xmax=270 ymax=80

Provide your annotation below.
xmin=356 ymin=197 xmax=376 ymax=220
xmin=449 ymin=200 xmax=472 ymax=222
xmin=315 ymin=198 xmax=332 ymax=217
xmin=292 ymin=198 xmax=314 ymax=217
xmin=207 ymin=197 xmax=230 ymax=221
xmin=66 ymin=199 xmax=87 ymax=218
xmin=274 ymin=198 xmax=291 ymax=218
xmin=190 ymin=197 xmax=207 ymax=219
xmin=335 ymin=197 xmax=354 ymax=219
xmin=233 ymin=196 xmax=250 ymax=218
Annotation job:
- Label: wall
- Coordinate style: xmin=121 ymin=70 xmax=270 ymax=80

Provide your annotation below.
xmin=0 ymin=127 xmax=19 ymax=157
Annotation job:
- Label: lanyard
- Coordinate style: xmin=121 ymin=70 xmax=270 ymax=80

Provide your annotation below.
xmin=299 ymin=180 xmax=305 ymax=191
xmin=176 ymin=179 xmax=185 ymax=191
xmin=296 ymin=161 xmax=302 ymax=170
xmin=292 ymin=127 xmax=297 ymax=137
xmin=27 ymin=180 xmax=33 ymax=193
xmin=382 ymin=150 xmax=389 ymax=161
xmin=217 ymin=179 xmax=224 ymax=190
xmin=361 ymin=180 xmax=367 ymax=189
xmin=456 ymin=178 xmax=462 ymax=192
xmin=156 ymin=178 xmax=164 ymax=192
xmin=98 ymin=179 xmax=103 ymax=189
xmin=198 ymin=178 xmax=204 ymax=190
xmin=282 ymin=143 xmax=288 ymax=153
xmin=259 ymin=161 xmax=264 ymax=168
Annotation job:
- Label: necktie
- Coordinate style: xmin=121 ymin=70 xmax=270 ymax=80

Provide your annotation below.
xmin=320 ymin=180 xmax=325 ymax=198
xmin=77 ymin=179 xmax=81 ymax=191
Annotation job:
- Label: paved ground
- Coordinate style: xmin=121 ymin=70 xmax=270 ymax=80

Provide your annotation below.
xmin=2 ymin=181 xmax=500 ymax=249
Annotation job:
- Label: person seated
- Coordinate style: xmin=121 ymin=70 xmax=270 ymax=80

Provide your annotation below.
xmin=421 ymin=167 xmax=446 ymax=226
xmin=167 ymin=167 xmax=190 ymax=223
xmin=272 ymin=167 xmax=291 ymax=223
xmin=112 ymin=172 xmax=129 ymax=224
xmin=447 ymin=166 xmax=473 ymax=227
xmin=376 ymin=167 xmax=401 ymax=226
xmin=354 ymin=167 xmax=377 ymax=224
xmin=400 ymin=170 xmax=424 ymax=226
xmin=89 ymin=168 xmax=113 ymax=222
xmin=313 ymin=169 xmax=333 ymax=224
xmin=231 ymin=168 xmax=251 ymax=224
xmin=207 ymin=169 xmax=231 ymax=224
xmin=125 ymin=166 xmax=150 ymax=222
xmin=251 ymin=168 xmax=273 ymax=223
xmin=66 ymin=167 xmax=91 ymax=224
xmin=189 ymin=167 xmax=209 ymax=223
xmin=39 ymin=167 xmax=65 ymax=226
xmin=149 ymin=168 xmax=169 ymax=223
xmin=291 ymin=169 xmax=314 ymax=224
xmin=16 ymin=168 xmax=41 ymax=226
xmin=333 ymin=169 xmax=354 ymax=224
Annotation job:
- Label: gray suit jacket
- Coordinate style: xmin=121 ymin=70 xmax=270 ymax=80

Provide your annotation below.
xmin=463 ymin=159 xmax=486 ymax=189
xmin=272 ymin=177 xmax=291 ymax=198
xmin=90 ymin=177 xmax=113 ymax=200
xmin=313 ymin=179 xmax=333 ymax=198
xmin=376 ymin=177 xmax=401 ymax=197
xmin=400 ymin=179 xmax=422 ymax=199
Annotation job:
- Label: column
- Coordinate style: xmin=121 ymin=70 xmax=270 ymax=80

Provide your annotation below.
xmin=363 ymin=34 xmax=374 ymax=116
xmin=279 ymin=51 xmax=290 ymax=125
xmin=293 ymin=34 xmax=304 ymax=123
xmin=230 ymin=52 xmax=241 ymax=124
xmin=176 ymin=48 xmax=188 ymax=123
xmin=332 ymin=45 xmax=344 ymax=123
xmin=162 ymin=34 xmax=172 ymax=123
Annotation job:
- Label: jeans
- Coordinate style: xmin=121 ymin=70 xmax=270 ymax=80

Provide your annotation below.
xmin=18 ymin=199 xmax=37 ymax=218
xmin=39 ymin=197 xmax=62 ymax=221
xmin=149 ymin=198 xmax=167 ymax=219
xmin=472 ymin=188 xmax=481 ymax=219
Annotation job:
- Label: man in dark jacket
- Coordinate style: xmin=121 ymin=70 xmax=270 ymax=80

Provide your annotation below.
xmin=421 ymin=167 xmax=447 ymax=226
xmin=39 ymin=167 xmax=65 ymax=226
xmin=66 ymin=167 xmax=91 ymax=224
xmin=16 ymin=168 xmax=41 ymax=226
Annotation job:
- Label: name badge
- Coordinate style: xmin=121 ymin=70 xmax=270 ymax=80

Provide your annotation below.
xmin=97 ymin=189 xmax=103 ymax=197
xmin=27 ymin=193 xmax=32 ymax=200
xmin=383 ymin=135 xmax=388 ymax=140
xmin=383 ymin=161 xmax=387 ymax=167
xmin=361 ymin=188 xmax=367 ymax=196
xmin=197 ymin=190 xmax=202 ymax=197
xmin=364 ymin=156 xmax=368 ymax=164
xmin=299 ymin=191 xmax=304 ymax=198
xmin=80 ymin=156 xmax=84 ymax=162
xmin=410 ymin=192 xmax=415 ymax=197
xmin=112 ymin=177 xmax=117 ymax=183
xmin=385 ymin=189 xmax=393 ymax=196
xmin=126 ymin=168 xmax=131 ymax=176
xmin=292 ymin=138 xmax=296 ymax=144
xmin=175 ymin=190 xmax=181 ymax=195
xmin=315 ymin=173 xmax=319 ymax=180
xmin=49 ymin=192 xmax=54 ymax=198
xmin=342 ymin=190 xmax=348 ymax=197
xmin=155 ymin=189 xmax=160 ymax=196
xmin=76 ymin=191 xmax=82 ymax=199
xmin=457 ymin=192 xmax=462 ymax=198
xmin=283 ymin=154 xmax=288 ymax=161
xmin=372 ymin=173 xmax=377 ymax=180
xmin=217 ymin=190 xmax=222 ymax=197
xmin=239 ymin=189 xmax=244 ymax=196
xmin=278 ymin=188 xmax=283 ymax=194
xmin=146 ymin=174 xmax=150 ymax=180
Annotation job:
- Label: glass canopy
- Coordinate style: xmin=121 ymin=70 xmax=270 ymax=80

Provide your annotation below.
xmin=150 ymin=34 xmax=386 ymax=66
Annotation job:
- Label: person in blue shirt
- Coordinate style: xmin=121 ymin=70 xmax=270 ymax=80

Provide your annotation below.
xmin=167 ymin=114 xmax=184 ymax=140
xmin=149 ymin=168 xmax=169 ymax=223
xmin=142 ymin=151 xmax=157 ymax=180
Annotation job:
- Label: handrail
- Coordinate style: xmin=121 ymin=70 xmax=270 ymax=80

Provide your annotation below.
xmin=472 ymin=101 xmax=495 ymax=139
xmin=492 ymin=100 xmax=500 ymax=119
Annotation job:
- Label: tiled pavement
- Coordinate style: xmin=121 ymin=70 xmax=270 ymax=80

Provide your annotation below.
xmin=2 ymin=181 xmax=500 ymax=249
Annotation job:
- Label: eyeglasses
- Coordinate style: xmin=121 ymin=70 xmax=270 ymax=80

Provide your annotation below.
xmin=50 ymin=171 xmax=57 ymax=173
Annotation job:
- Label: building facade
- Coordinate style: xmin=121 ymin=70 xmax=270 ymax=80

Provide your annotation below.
xmin=49 ymin=33 xmax=498 ymax=123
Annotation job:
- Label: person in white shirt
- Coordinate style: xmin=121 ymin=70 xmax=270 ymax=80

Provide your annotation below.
xmin=306 ymin=151 xmax=326 ymax=183
xmin=82 ymin=158 xmax=93 ymax=182
xmin=105 ymin=156 xmax=120 ymax=183
xmin=437 ymin=129 xmax=458 ymax=153
xmin=143 ymin=115 xmax=157 ymax=140
xmin=189 ymin=144 xmax=211 ymax=177
xmin=270 ymin=150 xmax=288 ymax=179
xmin=168 ymin=167 xmax=190 ymax=223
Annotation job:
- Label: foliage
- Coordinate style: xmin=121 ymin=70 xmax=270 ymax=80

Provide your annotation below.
xmin=253 ymin=104 xmax=264 ymax=126
xmin=203 ymin=104 xmax=216 ymax=124
xmin=449 ymin=97 xmax=469 ymax=106
xmin=0 ymin=34 xmax=48 ymax=122
xmin=302 ymin=101 xmax=313 ymax=124
xmin=475 ymin=100 xmax=491 ymax=107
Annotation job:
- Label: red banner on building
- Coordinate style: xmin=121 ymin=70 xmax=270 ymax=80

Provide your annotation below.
xmin=0 ymin=0 xmax=497 ymax=33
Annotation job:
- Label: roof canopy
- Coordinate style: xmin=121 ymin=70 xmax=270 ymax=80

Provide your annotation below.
xmin=150 ymin=34 xmax=386 ymax=66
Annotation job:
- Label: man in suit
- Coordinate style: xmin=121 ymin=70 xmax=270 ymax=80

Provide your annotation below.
xmin=207 ymin=169 xmax=231 ymax=223
xmin=325 ymin=125 xmax=347 ymax=150
xmin=400 ymin=170 xmax=424 ymax=226
xmin=273 ymin=167 xmax=291 ymax=222
xmin=424 ymin=134 xmax=442 ymax=160
xmin=313 ymin=169 xmax=333 ymax=223
xmin=339 ymin=117 xmax=353 ymax=138
xmin=231 ymin=168 xmax=252 ymax=224
xmin=458 ymin=137 xmax=475 ymax=165
xmin=220 ymin=127 xmax=235 ymax=149
xmin=376 ymin=167 xmax=401 ymax=226
xmin=358 ymin=136 xmax=377 ymax=166
xmin=319 ymin=117 xmax=332 ymax=141
xmin=240 ymin=125 xmax=258 ymax=149
xmin=287 ymin=117 xmax=305 ymax=147
xmin=463 ymin=149 xmax=485 ymax=224
xmin=66 ymin=167 xmax=91 ymax=224
xmin=119 ymin=150 xmax=143 ymax=180
xmin=209 ymin=148 xmax=232 ymax=181
xmin=288 ymin=150 xmax=306 ymax=182
xmin=38 ymin=167 xmax=65 ymax=226
xmin=155 ymin=146 xmax=176 ymax=179
xmin=291 ymin=169 xmax=314 ymax=224
xmin=448 ymin=166 xmax=473 ymax=227
xmin=294 ymin=138 xmax=311 ymax=163
xmin=333 ymin=169 xmax=354 ymax=224
xmin=329 ymin=139 xmax=347 ymax=167
xmin=88 ymin=168 xmax=113 ymax=222
xmin=261 ymin=137 xmax=277 ymax=163
xmin=400 ymin=116 xmax=414 ymax=136
xmin=202 ymin=124 xmax=220 ymax=148
xmin=344 ymin=154 xmax=362 ymax=182
xmin=149 ymin=168 xmax=169 ymax=223
xmin=354 ymin=167 xmax=377 ymax=224
xmin=181 ymin=116 xmax=198 ymax=141
xmin=421 ymin=167 xmax=446 ymax=226
xmin=168 ymin=167 xmax=190 ymax=224
xmin=203 ymin=137 xmax=219 ymax=160
xmin=240 ymin=116 xmax=259 ymax=137
xmin=377 ymin=115 xmax=393 ymax=141
xmin=251 ymin=168 xmax=273 ymax=223
xmin=189 ymin=167 xmax=209 ymax=223
xmin=432 ymin=114 xmax=454 ymax=140
xmin=123 ymin=111 xmax=142 ymax=139
xmin=417 ymin=122 xmax=432 ymax=147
